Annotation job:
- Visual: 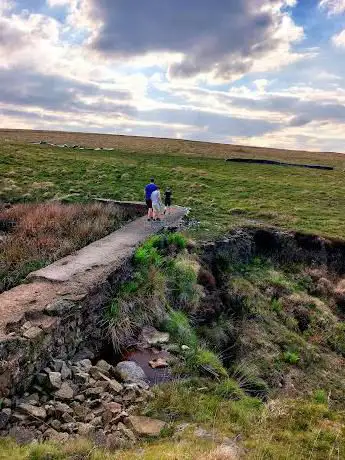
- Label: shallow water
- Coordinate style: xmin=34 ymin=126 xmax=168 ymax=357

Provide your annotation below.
xmin=123 ymin=348 xmax=173 ymax=385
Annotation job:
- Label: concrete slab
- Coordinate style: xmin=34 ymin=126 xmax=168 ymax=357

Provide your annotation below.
xmin=28 ymin=206 xmax=187 ymax=283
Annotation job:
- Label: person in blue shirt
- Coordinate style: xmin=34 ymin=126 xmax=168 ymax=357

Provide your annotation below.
xmin=144 ymin=177 xmax=158 ymax=221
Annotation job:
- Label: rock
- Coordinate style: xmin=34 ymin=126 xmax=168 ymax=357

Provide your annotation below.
xmin=21 ymin=321 xmax=32 ymax=331
xmin=75 ymin=359 xmax=92 ymax=372
xmin=21 ymin=393 xmax=40 ymax=405
xmin=91 ymin=416 xmax=103 ymax=427
xmin=18 ymin=403 xmax=47 ymax=420
xmin=127 ymin=415 xmax=166 ymax=437
xmin=97 ymin=371 xmax=123 ymax=393
xmin=117 ymin=422 xmax=136 ymax=442
xmin=141 ymin=327 xmax=170 ymax=346
xmin=102 ymin=402 xmax=122 ymax=425
xmin=55 ymin=402 xmax=73 ymax=415
xmin=51 ymin=359 xmax=64 ymax=372
xmin=106 ymin=432 xmax=129 ymax=450
xmin=77 ymin=423 xmax=95 ymax=437
xmin=87 ymin=399 xmax=101 ymax=409
xmin=111 ymin=411 xmax=129 ymax=425
xmin=115 ymin=361 xmax=147 ymax=383
xmin=91 ymin=429 xmax=107 ymax=447
xmin=9 ymin=426 xmax=38 ymax=445
xmin=96 ymin=360 xmax=112 ymax=374
xmin=11 ymin=411 xmax=30 ymax=424
xmin=203 ymin=445 xmax=241 ymax=460
xmin=45 ymin=299 xmax=75 ymax=316
xmin=0 ymin=410 xmax=10 ymax=429
xmin=23 ymin=326 xmax=44 ymax=340
xmin=50 ymin=419 xmax=62 ymax=431
xmin=149 ymin=358 xmax=169 ymax=369
xmin=60 ymin=362 xmax=72 ymax=380
xmin=86 ymin=387 xmax=103 ymax=397
xmin=55 ymin=382 xmax=74 ymax=400
xmin=84 ymin=413 xmax=94 ymax=423
xmin=48 ymin=372 xmax=62 ymax=390
xmin=36 ymin=373 xmax=48 ymax=386
xmin=62 ymin=412 xmax=75 ymax=424
xmin=2 ymin=398 xmax=12 ymax=408
xmin=73 ymin=371 xmax=90 ymax=385
xmin=44 ymin=428 xmax=70 ymax=442
xmin=73 ymin=348 xmax=95 ymax=361
xmin=75 ymin=394 xmax=85 ymax=403
xmin=73 ymin=405 xmax=90 ymax=420
xmin=60 ymin=422 xmax=77 ymax=434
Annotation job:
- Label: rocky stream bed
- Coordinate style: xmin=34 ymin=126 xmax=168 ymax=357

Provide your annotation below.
xmin=0 ymin=327 xmax=174 ymax=450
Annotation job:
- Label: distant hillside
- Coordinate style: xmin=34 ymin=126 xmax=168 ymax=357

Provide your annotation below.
xmin=0 ymin=128 xmax=343 ymax=166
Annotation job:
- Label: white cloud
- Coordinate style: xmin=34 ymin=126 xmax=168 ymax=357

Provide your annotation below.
xmin=254 ymin=79 xmax=270 ymax=92
xmin=319 ymin=0 xmax=345 ymax=15
xmin=332 ymin=29 xmax=345 ymax=47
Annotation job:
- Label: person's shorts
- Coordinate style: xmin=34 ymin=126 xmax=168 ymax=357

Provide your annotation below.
xmin=152 ymin=203 xmax=161 ymax=212
xmin=165 ymin=199 xmax=171 ymax=207
xmin=146 ymin=199 xmax=152 ymax=209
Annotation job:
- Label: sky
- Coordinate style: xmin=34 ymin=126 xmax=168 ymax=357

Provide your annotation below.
xmin=1 ymin=0 xmax=345 ymax=152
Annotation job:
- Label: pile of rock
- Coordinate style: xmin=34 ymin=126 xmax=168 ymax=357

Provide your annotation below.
xmin=0 ymin=357 xmax=166 ymax=449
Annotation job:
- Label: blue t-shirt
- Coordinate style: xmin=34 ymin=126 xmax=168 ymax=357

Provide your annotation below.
xmin=145 ymin=183 xmax=158 ymax=200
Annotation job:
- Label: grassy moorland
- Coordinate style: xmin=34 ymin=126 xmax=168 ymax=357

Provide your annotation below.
xmin=1 ymin=132 xmax=345 ymax=459
xmin=1 ymin=136 xmax=345 ymax=240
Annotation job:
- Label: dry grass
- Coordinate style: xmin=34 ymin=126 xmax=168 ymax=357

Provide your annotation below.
xmin=0 ymin=202 xmax=124 ymax=292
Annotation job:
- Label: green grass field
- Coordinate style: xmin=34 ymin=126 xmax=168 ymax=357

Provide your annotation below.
xmin=1 ymin=140 xmax=345 ymax=239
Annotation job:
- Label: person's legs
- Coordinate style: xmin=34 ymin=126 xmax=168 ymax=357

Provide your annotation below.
xmin=146 ymin=199 xmax=153 ymax=220
xmin=153 ymin=204 xmax=161 ymax=220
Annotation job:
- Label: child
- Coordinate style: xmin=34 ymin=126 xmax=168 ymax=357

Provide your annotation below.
xmin=151 ymin=187 xmax=163 ymax=221
xmin=164 ymin=187 xmax=172 ymax=214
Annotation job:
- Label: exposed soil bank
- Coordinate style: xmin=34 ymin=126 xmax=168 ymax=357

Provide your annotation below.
xmin=201 ymin=226 xmax=345 ymax=274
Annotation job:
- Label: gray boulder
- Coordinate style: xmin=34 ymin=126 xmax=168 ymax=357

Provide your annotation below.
xmin=115 ymin=361 xmax=147 ymax=383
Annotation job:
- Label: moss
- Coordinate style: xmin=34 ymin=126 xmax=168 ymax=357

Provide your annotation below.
xmin=283 ymin=351 xmax=300 ymax=365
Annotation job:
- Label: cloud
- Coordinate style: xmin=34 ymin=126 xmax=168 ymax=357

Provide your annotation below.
xmin=332 ymin=29 xmax=345 ymax=47
xmin=319 ymin=0 xmax=345 ymax=15
xmin=0 ymin=67 xmax=135 ymax=117
xmin=77 ymin=0 xmax=305 ymax=82
xmin=254 ymin=79 xmax=270 ymax=92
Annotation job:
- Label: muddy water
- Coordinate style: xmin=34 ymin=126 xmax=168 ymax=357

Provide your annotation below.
xmin=123 ymin=348 xmax=173 ymax=385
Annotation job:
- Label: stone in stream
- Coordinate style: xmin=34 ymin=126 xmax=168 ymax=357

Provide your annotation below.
xmin=149 ymin=358 xmax=169 ymax=369
xmin=115 ymin=361 xmax=147 ymax=383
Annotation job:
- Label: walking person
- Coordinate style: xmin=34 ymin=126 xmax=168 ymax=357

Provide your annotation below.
xmin=151 ymin=187 xmax=163 ymax=221
xmin=164 ymin=187 xmax=172 ymax=215
xmin=144 ymin=177 xmax=157 ymax=221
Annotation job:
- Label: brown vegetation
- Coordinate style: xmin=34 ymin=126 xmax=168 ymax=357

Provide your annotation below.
xmin=0 ymin=202 xmax=124 ymax=292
